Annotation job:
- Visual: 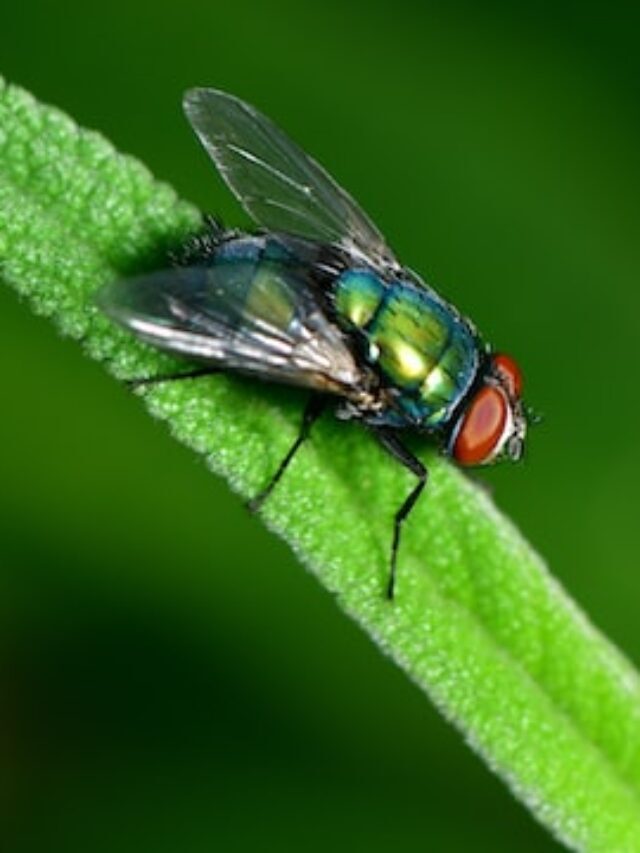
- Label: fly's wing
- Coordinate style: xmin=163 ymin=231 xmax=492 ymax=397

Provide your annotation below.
xmin=183 ymin=88 xmax=400 ymax=275
xmin=97 ymin=261 xmax=364 ymax=396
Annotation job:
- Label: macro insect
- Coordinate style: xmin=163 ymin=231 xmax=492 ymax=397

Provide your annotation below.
xmin=98 ymin=88 xmax=528 ymax=599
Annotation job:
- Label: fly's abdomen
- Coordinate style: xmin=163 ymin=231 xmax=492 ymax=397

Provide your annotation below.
xmin=334 ymin=269 xmax=479 ymax=427
xmin=172 ymin=234 xmax=364 ymax=394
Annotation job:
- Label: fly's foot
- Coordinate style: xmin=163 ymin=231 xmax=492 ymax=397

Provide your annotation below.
xmin=125 ymin=367 xmax=219 ymax=390
xmin=246 ymin=490 xmax=269 ymax=514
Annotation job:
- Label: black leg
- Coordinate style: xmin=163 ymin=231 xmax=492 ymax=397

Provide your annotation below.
xmin=248 ymin=395 xmax=326 ymax=513
xmin=374 ymin=429 xmax=428 ymax=600
xmin=126 ymin=366 xmax=219 ymax=390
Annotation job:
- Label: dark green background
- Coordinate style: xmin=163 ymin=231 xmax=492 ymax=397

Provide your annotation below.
xmin=1 ymin=2 xmax=639 ymax=850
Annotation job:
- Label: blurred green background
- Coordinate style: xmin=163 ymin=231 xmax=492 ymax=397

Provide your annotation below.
xmin=1 ymin=1 xmax=639 ymax=850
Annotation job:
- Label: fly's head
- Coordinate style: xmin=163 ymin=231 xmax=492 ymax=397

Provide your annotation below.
xmin=447 ymin=353 xmax=527 ymax=467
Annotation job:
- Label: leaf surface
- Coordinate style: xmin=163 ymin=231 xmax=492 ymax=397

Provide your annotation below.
xmin=2 ymin=79 xmax=640 ymax=851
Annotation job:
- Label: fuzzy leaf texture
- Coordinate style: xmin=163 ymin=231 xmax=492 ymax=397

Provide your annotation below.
xmin=2 ymin=79 xmax=640 ymax=852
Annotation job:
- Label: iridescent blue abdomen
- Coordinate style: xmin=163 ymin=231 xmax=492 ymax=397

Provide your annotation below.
xmin=333 ymin=269 xmax=479 ymax=428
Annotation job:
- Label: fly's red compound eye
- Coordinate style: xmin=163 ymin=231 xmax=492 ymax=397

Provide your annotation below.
xmin=452 ymin=385 xmax=509 ymax=466
xmin=493 ymin=353 xmax=522 ymax=399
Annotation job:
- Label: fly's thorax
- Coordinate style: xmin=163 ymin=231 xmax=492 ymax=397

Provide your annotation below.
xmin=333 ymin=269 xmax=479 ymax=428
xmin=334 ymin=268 xmax=384 ymax=327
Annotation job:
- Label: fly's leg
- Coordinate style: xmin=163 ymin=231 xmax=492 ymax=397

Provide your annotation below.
xmin=373 ymin=429 xmax=428 ymax=600
xmin=248 ymin=395 xmax=326 ymax=513
xmin=125 ymin=366 xmax=219 ymax=390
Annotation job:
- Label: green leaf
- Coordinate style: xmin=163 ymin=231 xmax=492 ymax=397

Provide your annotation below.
xmin=2 ymin=77 xmax=640 ymax=851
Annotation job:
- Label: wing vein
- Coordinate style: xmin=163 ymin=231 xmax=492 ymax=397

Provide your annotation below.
xmin=183 ymin=88 xmax=399 ymax=274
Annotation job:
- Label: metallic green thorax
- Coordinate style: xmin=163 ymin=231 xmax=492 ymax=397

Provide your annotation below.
xmin=209 ymin=236 xmax=480 ymax=429
xmin=334 ymin=269 xmax=479 ymax=427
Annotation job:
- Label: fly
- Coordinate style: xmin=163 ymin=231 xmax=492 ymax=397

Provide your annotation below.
xmin=98 ymin=88 xmax=529 ymax=599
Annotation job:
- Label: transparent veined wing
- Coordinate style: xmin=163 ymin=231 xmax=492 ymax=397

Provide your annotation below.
xmin=97 ymin=261 xmax=365 ymax=396
xmin=183 ymin=88 xmax=399 ymax=275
